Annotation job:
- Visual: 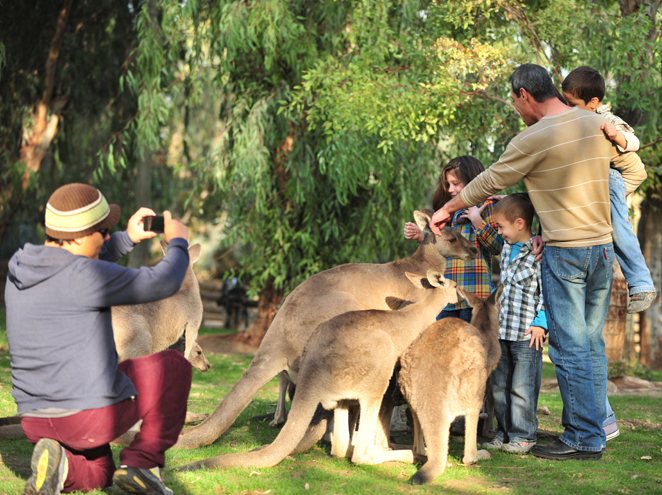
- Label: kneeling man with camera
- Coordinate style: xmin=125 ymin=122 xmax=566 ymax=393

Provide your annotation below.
xmin=5 ymin=183 xmax=191 ymax=494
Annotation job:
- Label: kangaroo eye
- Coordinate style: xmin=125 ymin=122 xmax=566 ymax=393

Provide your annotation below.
xmin=449 ymin=238 xmax=457 ymax=243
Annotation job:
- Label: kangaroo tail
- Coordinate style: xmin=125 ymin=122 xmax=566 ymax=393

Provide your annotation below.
xmin=177 ymin=392 xmax=320 ymax=469
xmin=175 ymin=353 xmax=286 ymax=449
xmin=291 ymin=405 xmax=331 ymax=454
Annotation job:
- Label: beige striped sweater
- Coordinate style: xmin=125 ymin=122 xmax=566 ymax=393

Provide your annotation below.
xmin=460 ymin=108 xmax=647 ymax=248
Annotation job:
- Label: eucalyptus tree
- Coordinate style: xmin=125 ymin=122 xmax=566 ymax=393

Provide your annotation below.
xmin=0 ymin=0 xmax=143 ymax=256
xmin=122 ymin=0 xmax=658 ymax=345
xmin=2 ymin=0 xmax=658 ymax=352
xmin=124 ymin=1 xmax=519 ymax=343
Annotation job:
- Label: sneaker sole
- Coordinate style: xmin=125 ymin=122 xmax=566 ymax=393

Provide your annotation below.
xmin=532 ymin=449 xmax=603 ymax=461
xmin=112 ymin=468 xmax=172 ymax=495
xmin=25 ymin=439 xmax=65 ymax=495
xmin=605 ymin=429 xmax=620 ymax=441
xmin=501 ymin=447 xmax=533 ymax=454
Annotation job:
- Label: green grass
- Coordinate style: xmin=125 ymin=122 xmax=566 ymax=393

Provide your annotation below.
xmin=1 ymin=311 xmax=661 ymax=494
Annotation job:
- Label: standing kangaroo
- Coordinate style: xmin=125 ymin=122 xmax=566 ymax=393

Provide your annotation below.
xmin=112 ymin=243 xmax=210 ymax=372
xmin=176 ymin=211 xmax=476 ymax=448
xmin=397 ymin=289 xmax=500 ymax=485
xmin=178 ymin=271 xmax=458 ymax=470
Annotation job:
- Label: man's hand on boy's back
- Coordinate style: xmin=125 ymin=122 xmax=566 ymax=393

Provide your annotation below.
xmin=532 ymin=235 xmax=544 ymax=262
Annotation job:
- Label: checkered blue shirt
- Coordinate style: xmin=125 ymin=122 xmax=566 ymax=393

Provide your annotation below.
xmin=498 ymin=238 xmax=545 ymax=341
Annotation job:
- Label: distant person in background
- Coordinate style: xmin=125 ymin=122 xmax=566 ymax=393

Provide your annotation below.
xmin=5 ymin=183 xmax=192 ymax=494
xmin=430 ymin=64 xmax=646 ymax=460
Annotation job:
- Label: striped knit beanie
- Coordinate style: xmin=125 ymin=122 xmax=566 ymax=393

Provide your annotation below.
xmin=45 ymin=183 xmax=120 ymax=240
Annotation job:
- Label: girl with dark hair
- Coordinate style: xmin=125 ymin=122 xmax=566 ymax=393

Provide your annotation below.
xmin=405 ymin=156 xmax=503 ymax=322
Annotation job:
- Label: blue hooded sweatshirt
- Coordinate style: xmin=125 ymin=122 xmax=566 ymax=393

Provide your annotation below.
xmin=5 ymin=232 xmax=189 ymax=414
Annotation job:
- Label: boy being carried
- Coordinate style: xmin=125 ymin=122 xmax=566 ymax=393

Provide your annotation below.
xmin=562 ymin=66 xmax=656 ymax=314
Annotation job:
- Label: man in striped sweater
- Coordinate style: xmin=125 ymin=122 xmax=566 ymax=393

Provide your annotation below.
xmin=430 ymin=64 xmax=646 ymax=460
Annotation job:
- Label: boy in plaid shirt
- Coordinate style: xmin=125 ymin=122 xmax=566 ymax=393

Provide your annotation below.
xmin=483 ymin=193 xmax=547 ymax=454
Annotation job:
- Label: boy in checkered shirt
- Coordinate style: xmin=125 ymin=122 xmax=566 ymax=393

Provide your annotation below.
xmin=482 ymin=193 xmax=547 ymax=454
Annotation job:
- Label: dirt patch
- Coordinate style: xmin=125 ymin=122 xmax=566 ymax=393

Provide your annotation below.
xmin=542 ymin=376 xmax=662 ymax=397
xmin=198 ymin=333 xmax=256 ymax=356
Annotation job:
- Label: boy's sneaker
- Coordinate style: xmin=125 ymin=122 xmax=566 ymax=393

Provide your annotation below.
xmin=501 ymin=440 xmax=535 ymax=454
xmin=112 ymin=466 xmax=173 ymax=495
xmin=627 ymin=291 xmax=656 ymax=314
xmin=481 ymin=437 xmax=504 ymax=450
xmin=604 ymin=422 xmax=620 ymax=441
xmin=24 ymin=438 xmax=68 ymax=495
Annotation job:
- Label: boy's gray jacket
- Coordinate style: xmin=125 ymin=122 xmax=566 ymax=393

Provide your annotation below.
xmin=5 ymin=232 xmax=189 ymax=414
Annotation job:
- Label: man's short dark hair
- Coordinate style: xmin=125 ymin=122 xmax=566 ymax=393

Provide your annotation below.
xmin=561 ymin=66 xmax=605 ymax=104
xmin=493 ymin=193 xmax=535 ymax=231
xmin=509 ymin=64 xmax=557 ymax=103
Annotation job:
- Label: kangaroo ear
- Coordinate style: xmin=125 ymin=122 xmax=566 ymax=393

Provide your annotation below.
xmin=404 ymin=271 xmax=427 ymax=288
xmin=492 ymin=284 xmax=503 ymax=304
xmin=460 ymin=288 xmax=481 ymax=308
xmin=188 ymin=243 xmax=202 ymax=264
xmin=425 ymin=270 xmax=449 ymax=288
xmin=385 ymin=296 xmax=413 ymax=310
xmin=413 ymin=210 xmax=432 ymax=232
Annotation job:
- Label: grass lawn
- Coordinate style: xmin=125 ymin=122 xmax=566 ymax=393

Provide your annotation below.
xmin=1 ymin=313 xmax=661 ymax=494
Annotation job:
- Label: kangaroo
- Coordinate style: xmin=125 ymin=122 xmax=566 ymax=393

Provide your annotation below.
xmin=176 ymin=211 xmax=477 ymax=448
xmin=112 ymin=243 xmax=210 ymax=372
xmin=397 ymin=289 xmax=500 ymax=485
xmin=178 ymin=271 xmax=459 ymax=470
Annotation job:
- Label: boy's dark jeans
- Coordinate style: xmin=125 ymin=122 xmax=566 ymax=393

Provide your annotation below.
xmin=490 ymin=339 xmax=542 ymax=443
xmin=21 ymin=350 xmax=192 ymax=492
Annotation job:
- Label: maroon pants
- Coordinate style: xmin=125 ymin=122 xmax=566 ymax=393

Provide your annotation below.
xmin=21 ymin=350 xmax=192 ymax=493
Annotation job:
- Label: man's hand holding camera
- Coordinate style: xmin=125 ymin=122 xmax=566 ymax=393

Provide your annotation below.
xmin=126 ymin=208 xmax=189 ymax=244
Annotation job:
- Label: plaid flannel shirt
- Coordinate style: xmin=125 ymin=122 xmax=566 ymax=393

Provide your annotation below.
xmin=498 ymin=238 xmax=545 ymax=341
xmin=443 ymin=199 xmax=503 ymax=311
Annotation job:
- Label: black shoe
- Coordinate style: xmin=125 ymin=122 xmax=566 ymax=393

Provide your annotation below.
xmin=531 ymin=438 xmax=602 ymax=460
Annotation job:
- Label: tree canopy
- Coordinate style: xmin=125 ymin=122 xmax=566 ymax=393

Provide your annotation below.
xmin=1 ymin=0 xmax=659 ymax=342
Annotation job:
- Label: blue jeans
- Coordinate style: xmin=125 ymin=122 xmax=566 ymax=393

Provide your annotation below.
xmin=491 ymin=339 xmax=542 ymax=443
xmin=436 ymin=307 xmax=472 ymax=322
xmin=610 ymin=169 xmax=655 ymax=295
xmin=541 ymin=244 xmax=614 ymax=452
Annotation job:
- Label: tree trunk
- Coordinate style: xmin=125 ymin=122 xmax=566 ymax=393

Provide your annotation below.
xmin=128 ymin=148 xmax=153 ymax=268
xmin=604 ymin=264 xmax=628 ymax=363
xmin=235 ymin=280 xmax=282 ymax=347
xmin=638 ymin=193 xmax=662 ymax=368
xmin=19 ymin=0 xmax=72 ymax=189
